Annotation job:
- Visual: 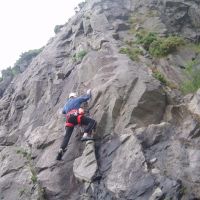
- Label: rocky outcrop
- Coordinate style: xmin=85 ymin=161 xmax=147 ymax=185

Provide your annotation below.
xmin=1 ymin=0 xmax=200 ymax=199
xmin=73 ymin=141 xmax=98 ymax=182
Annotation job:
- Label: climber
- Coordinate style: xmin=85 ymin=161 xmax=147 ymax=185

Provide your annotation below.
xmin=56 ymin=89 xmax=97 ymax=161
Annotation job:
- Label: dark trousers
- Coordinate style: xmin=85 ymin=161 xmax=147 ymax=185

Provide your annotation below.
xmin=60 ymin=115 xmax=96 ymax=150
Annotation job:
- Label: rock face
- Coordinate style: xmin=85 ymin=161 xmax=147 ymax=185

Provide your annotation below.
xmin=1 ymin=0 xmax=200 ymax=199
xmin=73 ymin=141 xmax=98 ymax=182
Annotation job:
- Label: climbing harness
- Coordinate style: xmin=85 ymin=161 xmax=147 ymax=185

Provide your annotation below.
xmin=65 ymin=108 xmax=84 ymax=127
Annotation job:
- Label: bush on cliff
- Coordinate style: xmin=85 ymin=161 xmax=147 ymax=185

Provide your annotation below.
xmin=73 ymin=50 xmax=87 ymax=62
xmin=181 ymin=60 xmax=200 ymax=94
xmin=136 ymin=32 xmax=184 ymax=57
xmin=149 ymin=36 xmax=185 ymax=57
xmin=14 ymin=48 xmax=43 ymax=69
xmin=119 ymin=47 xmax=143 ymax=61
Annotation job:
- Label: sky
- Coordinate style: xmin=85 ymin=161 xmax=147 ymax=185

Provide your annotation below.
xmin=0 ymin=0 xmax=83 ymax=72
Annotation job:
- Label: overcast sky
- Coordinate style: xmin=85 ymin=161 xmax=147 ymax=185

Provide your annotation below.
xmin=0 ymin=0 xmax=83 ymax=72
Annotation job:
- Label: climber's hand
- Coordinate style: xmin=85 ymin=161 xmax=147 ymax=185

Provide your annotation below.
xmin=86 ymin=89 xmax=91 ymax=95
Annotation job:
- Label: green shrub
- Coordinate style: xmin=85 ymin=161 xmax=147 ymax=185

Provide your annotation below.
xmin=192 ymin=44 xmax=200 ymax=54
xmin=149 ymin=36 xmax=184 ymax=57
xmin=17 ymin=148 xmax=38 ymax=184
xmin=14 ymin=48 xmax=43 ymax=68
xmin=185 ymin=60 xmax=198 ymax=73
xmin=136 ymin=32 xmax=157 ymax=50
xmin=181 ymin=77 xmax=200 ymax=94
xmin=119 ymin=47 xmax=142 ymax=61
xmin=73 ymin=50 xmax=87 ymax=62
xmin=135 ymin=31 xmax=185 ymax=57
xmin=29 ymin=162 xmax=38 ymax=184
xmin=16 ymin=149 xmax=31 ymax=160
xmin=11 ymin=67 xmax=20 ymax=76
xmin=152 ymin=70 xmax=168 ymax=85
xmin=186 ymin=43 xmax=200 ymax=54
xmin=181 ymin=60 xmax=200 ymax=94
xmin=146 ymin=10 xmax=159 ymax=17
xmin=1 ymin=48 xmax=43 ymax=81
xmin=1 ymin=67 xmax=13 ymax=77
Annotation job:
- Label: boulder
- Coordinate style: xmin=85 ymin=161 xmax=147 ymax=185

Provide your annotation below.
xmin=90 ymin=13 xmax=111 ymax=32
xmin=188 ymin=89 xmax=200 ymax=117
xmin=73 ymin=141 xmax=98 ymax=182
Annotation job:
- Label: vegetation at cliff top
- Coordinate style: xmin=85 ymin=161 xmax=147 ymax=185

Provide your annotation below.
xmin=0 ymin=47 xmax=43 ymax=81
xmin=14 ymin=48 xmax=43 ymax=69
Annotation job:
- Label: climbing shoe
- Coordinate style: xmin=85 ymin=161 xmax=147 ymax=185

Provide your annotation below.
xmin=56 ymin=148 xmax=64 ymax=161
xmin=81 ymin=136 xmax=94 ymax=142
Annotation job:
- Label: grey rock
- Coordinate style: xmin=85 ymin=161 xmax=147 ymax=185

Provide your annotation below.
xmin=0 ymin=75 xmax=13 ymax=98
xmin=113 ymin=19 xmax=130 ymax=31
xmin=136 ymin=122 xmax=171 ymax=148
xmin=143 ymin=16 xmax=167 ymax=34
xmin=151 ymin=168 xmax=160 ymax=175
xmin=106 ymin=132 xmax=153 ymax=198
xmin=83 ymin=18 xmax=93 ymax=35
xmin=150 ymin=157 xmax=157 ymax=164
xmin=90 ymin=13 xmax=111 ymax=32
xmin=0 ymin=147 xmax=27 ymax=177
xmin=73 ymin=141 xmax=98 ymax=182
xmin=189 ymin=6 xmax=200 ymax=28
xmin=59 ymin=27 xmax=72 ymax=41
xmin=161 ymin=0 xmax=200 ymax=40
xmin=188 ymin=89 xmax=200 ymax=117
xmin=0 ymin=169 xmax=37 ymax=200
xmin=112 ymin=32 xmax=119 ymax=40
xmin=149 ymin=187 xmax=163 ymax=200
